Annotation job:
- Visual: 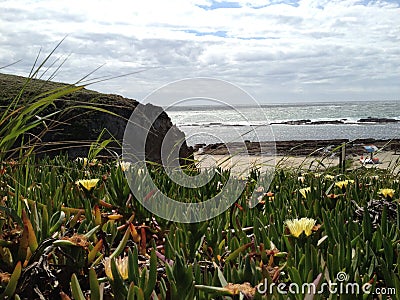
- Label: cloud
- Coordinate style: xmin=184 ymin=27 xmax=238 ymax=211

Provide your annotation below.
xmin=0 ymin=0 xmax=399 ymax=103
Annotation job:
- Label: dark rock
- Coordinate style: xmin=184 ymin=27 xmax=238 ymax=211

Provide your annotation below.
xmin=310 ymin=120 xmax=344 ymax=125
xmin=0 ymin=73 xmax=193 ymax=164
xmin=271 ymin=119 xmax=346 ymax=125
xmin=123 ymin=102 xmax=193 ymax=165
xmin=286 ymin=119 xmax=311 ymax=125
xmin=194 ymin=143 xmax=206 ymax=152
xmin=271 ymin=119 xmax=311 ymax=125
xmin=357 ymin=117 xmax=399 ymax=123
xmin=201 ymin=143 xmax=227 ymax=155
xmin=199 ymin=139 xmax=400 ymax=157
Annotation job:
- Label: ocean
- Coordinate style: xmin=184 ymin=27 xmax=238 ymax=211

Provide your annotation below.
xmin=165 ymin=100 xmax=400 ymax=146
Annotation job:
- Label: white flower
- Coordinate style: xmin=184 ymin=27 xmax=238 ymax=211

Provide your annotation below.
xmin=117 ymin=161 xmax=132 ymax=171
xmin=298 ymin=176 xmax=305 ymax=184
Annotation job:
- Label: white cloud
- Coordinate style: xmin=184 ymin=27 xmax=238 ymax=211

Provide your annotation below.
xmin=0 ymin=0 xmax=399 ymax=103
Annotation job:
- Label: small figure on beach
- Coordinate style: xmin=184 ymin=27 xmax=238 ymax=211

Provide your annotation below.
xmin=360 ymin=145 xmax=380 ymax=165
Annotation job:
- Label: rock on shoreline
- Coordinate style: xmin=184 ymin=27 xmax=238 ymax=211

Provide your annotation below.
xmin=197 ymin=138 xmax=400 ymax=157
xmin=357 ymin=117 xmax=399 ymax=123
xmin=0 ymin=73 xmax=193 ymax=163
xmin=270 ymin=117 xmax=399 ymax=125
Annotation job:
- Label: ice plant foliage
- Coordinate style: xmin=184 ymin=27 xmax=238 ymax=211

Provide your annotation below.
xmin=378 ymin=188 xmax=395 ymax=199
xmin=285 ymin=217 xmax=317 ymax=238
xmin=75 ymin=179 xmax=100 ymax=192
xmin=2 ymin=153 xmax=400 ymax=298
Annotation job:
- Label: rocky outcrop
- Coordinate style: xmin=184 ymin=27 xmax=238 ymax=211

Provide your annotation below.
xmin=271 ymin=118 xmax=400 ymax=125
xmin=270 ymin=119 xmax=345 ymax=125
xmin=122 ymin=102 xmax=193 ymax=166
xmin=199 ymin=139 xmax=400 ymax=157
xmin=357 ymin=117 xmax=399 ymax=123
xmin=0 ymin=73 xmax=193 ymax=164
xmin=271 ymin=119 xmax=311 ymax=125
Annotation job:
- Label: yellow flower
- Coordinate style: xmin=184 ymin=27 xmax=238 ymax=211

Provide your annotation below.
xmin=299 ymin=187 xmax=311 ymax=199
xmin=335 ymin=180 xmax=354 ymax=189
xmin=378 ymin=188 xmax=395 ymax=199
xmin=75 ymin=179 xmax=100 ymax=192
xmin=103 ymin=256 xmax=129 ymax=280
xmin=285 ymin=217 xmax=316 ymax=238
xmin=324 ymin=175 xmax=334 ymax=180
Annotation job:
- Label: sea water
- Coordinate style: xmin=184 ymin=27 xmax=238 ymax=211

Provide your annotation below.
xmin=165 ymin=100 xmax=400 ymax=145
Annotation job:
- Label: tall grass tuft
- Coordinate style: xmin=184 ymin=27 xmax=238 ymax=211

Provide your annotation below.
xmin=0 ymin=40 xmax=86 ymax=161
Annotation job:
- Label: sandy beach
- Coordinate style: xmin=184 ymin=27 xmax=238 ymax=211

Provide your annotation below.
xmin=195 ymin=150 xmax=400 ymax=175
xmin=192 ymin=138 xmax=400 ymax=175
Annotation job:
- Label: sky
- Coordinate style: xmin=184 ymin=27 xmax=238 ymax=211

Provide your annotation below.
xmin=1 ymin=0 xmax=400 ymax=105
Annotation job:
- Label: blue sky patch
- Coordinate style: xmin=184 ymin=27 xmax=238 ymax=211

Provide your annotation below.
xmin=184 ymin=29 xmax=228 ymax=37
xmin=197 ymin=1 xmax=241 ymax=10
xmin=237 ymin=36 xmax=269 ymax=40
xmin=249 ymin=0 xmax=300 ymax=9
xmin=365 ymin=0 xmax=400 ymax=6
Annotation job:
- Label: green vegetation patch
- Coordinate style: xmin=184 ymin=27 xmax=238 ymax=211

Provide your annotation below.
xmin=0 ymin=154 xmax=399 ymax=299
